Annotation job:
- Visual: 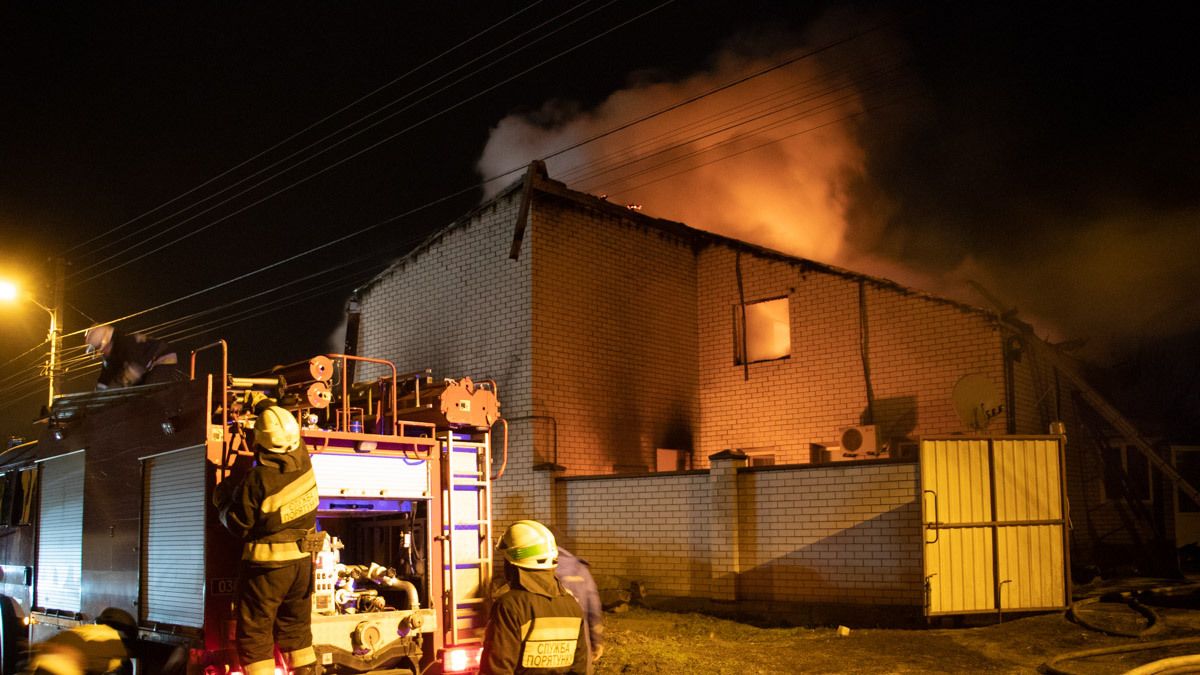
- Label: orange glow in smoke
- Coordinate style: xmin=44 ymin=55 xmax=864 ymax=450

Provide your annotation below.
xmin=479 ymin=44 xmax=871 ymax=266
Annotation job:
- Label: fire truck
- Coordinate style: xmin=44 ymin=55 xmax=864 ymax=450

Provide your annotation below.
xmin=0 ymin=342 xmax=503 ymax=674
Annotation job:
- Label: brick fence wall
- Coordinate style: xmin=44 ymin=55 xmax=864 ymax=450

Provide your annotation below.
xmin=352 ymin=176 xmax=1148 ymax=584
xmin=556 ymin=454 xmax=923 ymax=606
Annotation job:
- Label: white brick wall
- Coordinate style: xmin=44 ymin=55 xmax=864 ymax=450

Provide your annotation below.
xmin=559 ymin=461 xmax=923 ymax=606
xmin=532 ymin=195 xmax=699 ymax=475
xmin=697 ymin=247 xmax=1005 ymax=465
xmin=353 ymin=178 xmax=1113 ymax=600
xmin=356 ymin=191 xmax=539 ymax=527
xmin=561 ymin=473 xmax=712 ymax=598
xmin=736 ymin=463 xmax=922 ymax=605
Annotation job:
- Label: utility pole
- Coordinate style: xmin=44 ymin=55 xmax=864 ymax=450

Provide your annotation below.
xmin=45 ymin=258 xmax=65 ymax=409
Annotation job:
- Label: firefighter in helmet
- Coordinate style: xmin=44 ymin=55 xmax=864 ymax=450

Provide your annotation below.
xmin=214 ymin=405 xmax=320 ymax=675
xmin=22 ymin=607 xmax=136 ymax=675
xmin=84 ymin=324 xmax=183 ymax=390
xmin=480 ymin=520 xmax=589 ymax=674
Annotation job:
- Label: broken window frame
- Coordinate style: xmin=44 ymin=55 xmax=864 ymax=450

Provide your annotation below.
xmin=1101 ymin=442 xmax=1153 ymax=503
xmin=733 ymin=295 xmax=791 ymax=366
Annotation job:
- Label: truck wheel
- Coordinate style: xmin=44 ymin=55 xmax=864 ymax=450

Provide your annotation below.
xmin=0 ymin=594 xmax=27 ymax=674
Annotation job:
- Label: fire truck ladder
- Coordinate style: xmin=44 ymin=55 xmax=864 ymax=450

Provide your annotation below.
xmin=441 ymin=428 xmax=493 ymax=647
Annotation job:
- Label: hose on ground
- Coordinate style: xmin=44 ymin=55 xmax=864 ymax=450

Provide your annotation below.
xmin=1041 ymin=637 xmax=1200 ymax=675
xmin=1067 ymin=595 xmax=1163 ymax=638
xmin=1122 ymin=653 xmax=1200 ymax=675
xmin=1044 ymin=583 xmax=1200 ymax=675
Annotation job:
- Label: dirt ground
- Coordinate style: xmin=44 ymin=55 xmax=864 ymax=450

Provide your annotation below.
xmin=593 ymin=583 xmax=1200 ymax=674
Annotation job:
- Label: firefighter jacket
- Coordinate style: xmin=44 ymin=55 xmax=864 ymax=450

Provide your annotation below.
xmin=23 ymin=623 xmax=128 ymax=675
xmin=96 ymin=329 xmax=179 ymax=389
xmin=216 ymin=442 xmax=318 ymax=565
xmin=480 ymin=565 xmax=589 ymax=675
xmin=555 ymin=548 xmax=603 ymax=661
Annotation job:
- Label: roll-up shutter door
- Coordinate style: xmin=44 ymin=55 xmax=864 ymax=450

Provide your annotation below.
xmin=36 ymin=451 xmax=85 ymax=612
xmin=141 ymin=445 xmax=206 ymax=627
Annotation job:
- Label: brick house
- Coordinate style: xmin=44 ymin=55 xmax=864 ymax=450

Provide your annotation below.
xmin=354 ymin=164 xmax=1179 ymax=609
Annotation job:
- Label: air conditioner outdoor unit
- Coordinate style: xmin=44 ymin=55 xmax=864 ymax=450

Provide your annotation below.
xmin=836 ymin=424 xmax=880 ymax=459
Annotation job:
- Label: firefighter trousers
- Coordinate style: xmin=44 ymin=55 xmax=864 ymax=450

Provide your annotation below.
xmin=235 ymin=557 xmax=315 ymax=670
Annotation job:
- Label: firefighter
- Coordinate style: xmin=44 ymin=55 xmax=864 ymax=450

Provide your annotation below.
xmin=83 ymin=324 xmax=184 ymax=390
xmin=214 ymin=405 xmax=320 ymax=675
xmin=480 ymin=520 xmax=589 ymax=675
xmin=554 ymin=546 xmax=604 ymax=665
xmin=22 ymin=607 xmax=135 ymax=675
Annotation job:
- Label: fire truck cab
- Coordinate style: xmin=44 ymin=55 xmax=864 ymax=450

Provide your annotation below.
xmin=0 ymin=343 xmax=500 ymax=674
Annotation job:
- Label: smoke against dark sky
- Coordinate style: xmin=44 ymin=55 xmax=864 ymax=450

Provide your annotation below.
xmin=478 ymin=3 xmax=1200 ymax=360
xmin=0 ymin=1 xmax=1196 ymax=439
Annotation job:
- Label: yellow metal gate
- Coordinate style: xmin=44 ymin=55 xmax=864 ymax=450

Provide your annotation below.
xmin=920 ymin=436 xmax=1070 ymax=616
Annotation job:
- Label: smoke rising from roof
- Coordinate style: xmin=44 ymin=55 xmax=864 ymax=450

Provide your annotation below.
xmin=477 ymin=7 xmax=1200 ymax=362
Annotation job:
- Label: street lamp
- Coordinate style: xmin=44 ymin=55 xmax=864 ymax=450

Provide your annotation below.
xmin=0 ymin=279 xmax=61 ymax=409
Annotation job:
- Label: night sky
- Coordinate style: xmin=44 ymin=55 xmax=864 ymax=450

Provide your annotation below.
xmin=2 ymin=2 xmax=1197 ymax=441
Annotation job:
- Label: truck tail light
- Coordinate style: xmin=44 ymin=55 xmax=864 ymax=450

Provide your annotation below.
xmin=443 ymin=645 xmax=483 ymax=673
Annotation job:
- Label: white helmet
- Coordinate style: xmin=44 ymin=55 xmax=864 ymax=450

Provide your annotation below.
xmin=254 ymin=406 xmax=301 ymax=453
xmin=498 ymin=520 xmax=558 ymax=569
xmin=85 ymin=324 xmax=115 ymax=355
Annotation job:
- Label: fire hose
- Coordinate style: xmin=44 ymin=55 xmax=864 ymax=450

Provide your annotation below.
xmin=1042 ymin=638 xmax=1200 ymax=675
xmin=1042 ymin=583 xmax=1200 ymax=675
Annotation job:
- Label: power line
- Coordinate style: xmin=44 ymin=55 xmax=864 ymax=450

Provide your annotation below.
xmin=48 ymin=10 xmax=896 ymax=369
xmin=64 ymin=0 xmax=554 ymax=259
xmin=69 ymin=0 xmax=624 ymax=283
xmin=64 ymin=11 xmax=892 ymax=344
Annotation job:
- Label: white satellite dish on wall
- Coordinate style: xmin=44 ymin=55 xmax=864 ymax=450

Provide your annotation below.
xmin=952 ymin=373 xmax=1004 ymax=432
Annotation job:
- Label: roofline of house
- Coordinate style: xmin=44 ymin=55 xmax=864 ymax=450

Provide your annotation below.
xmin=356 ymin=167 xmax=999 ymax=322
xmin=531 ymin=171 xmax=1000 ymax=321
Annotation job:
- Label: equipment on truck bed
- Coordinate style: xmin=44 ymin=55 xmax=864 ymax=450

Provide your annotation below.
xmin=0 ymin=342 xmax=502 ymax=674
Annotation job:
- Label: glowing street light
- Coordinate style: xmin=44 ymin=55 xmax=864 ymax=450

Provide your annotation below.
xmin=0 ymin=278 xmax=61 ymax=409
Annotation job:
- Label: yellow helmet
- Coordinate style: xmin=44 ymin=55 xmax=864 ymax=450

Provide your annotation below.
xmin=85 ymin=324 xmax=114 ymax=355
xmin=253 ymin=406 xmax=301 ymax=453
xmin=498 ymin=520 xmax=558 ymax=569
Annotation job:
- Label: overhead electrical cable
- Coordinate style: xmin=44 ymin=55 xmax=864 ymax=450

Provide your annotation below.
xmin=489 ymin=14 xmax=904 ymax=188
xmin=64 ymin=0 xmax=552 ymax=259
xmin=609 ymin=97 xmax=912 ymax=195
xmin=556 ymin=57 xmax=906 ymax=187
xmin=59 ymin=180 xmax=482 ymax=341
xmin=63 ymin=13 xmax=887 ymax=343
xmin=567 ymin=69 xmax=896 ymax=189
xmin=577 ymin=75 xmax=907 ymax=192
xmin=0 ymin=340 xmax=49 ymax=372
xmin=70 ymin=0 xmax=628 ymax=282
xmin=162 ymin=269 xmax=383 ymax=346
xmin=137 ymin=251 xmax=387 ymax=338
xmin=58 ymin=12 xmax=894 ymax=356
xmin=4 ymin=7 xmax=917 ymax=411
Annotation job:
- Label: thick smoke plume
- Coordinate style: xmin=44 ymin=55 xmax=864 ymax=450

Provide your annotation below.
xmin=477 ymin=11 xmax=1200 ymax=361
xmin=477 ymin=15 xmax=881 ymax=265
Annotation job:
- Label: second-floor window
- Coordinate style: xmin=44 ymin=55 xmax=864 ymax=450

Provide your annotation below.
xmin=734 ymin=296 xmax=791 ymax=364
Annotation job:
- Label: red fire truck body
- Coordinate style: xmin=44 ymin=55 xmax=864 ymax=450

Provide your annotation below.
xmin=0 ymin=345 xmax=498 ymax=674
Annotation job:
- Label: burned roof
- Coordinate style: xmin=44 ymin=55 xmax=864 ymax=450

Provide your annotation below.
xmin=357 ymin=165 xmax=998 ymax=321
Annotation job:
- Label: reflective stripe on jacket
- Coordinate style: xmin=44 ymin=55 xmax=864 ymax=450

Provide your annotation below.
xmin=216 ymin=442 xmax=318 ymax=565
xmin=480 ymin=567 xmax=589 ymax=674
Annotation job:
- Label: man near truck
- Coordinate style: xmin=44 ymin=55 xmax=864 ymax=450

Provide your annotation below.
xmin=83 ymin=324 xmax=183 ymax=389
xmin=22 ymin=607 xmax=135 ymax=675
xmin=480 ymin=520 xmax=589 ymax=674
xmin=214 ymin=405 xmax=320 ymax=675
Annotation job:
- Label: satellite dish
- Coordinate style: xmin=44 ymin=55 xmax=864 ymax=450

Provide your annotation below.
xmin=952 ymin=374 xmax=1003 ymax=432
